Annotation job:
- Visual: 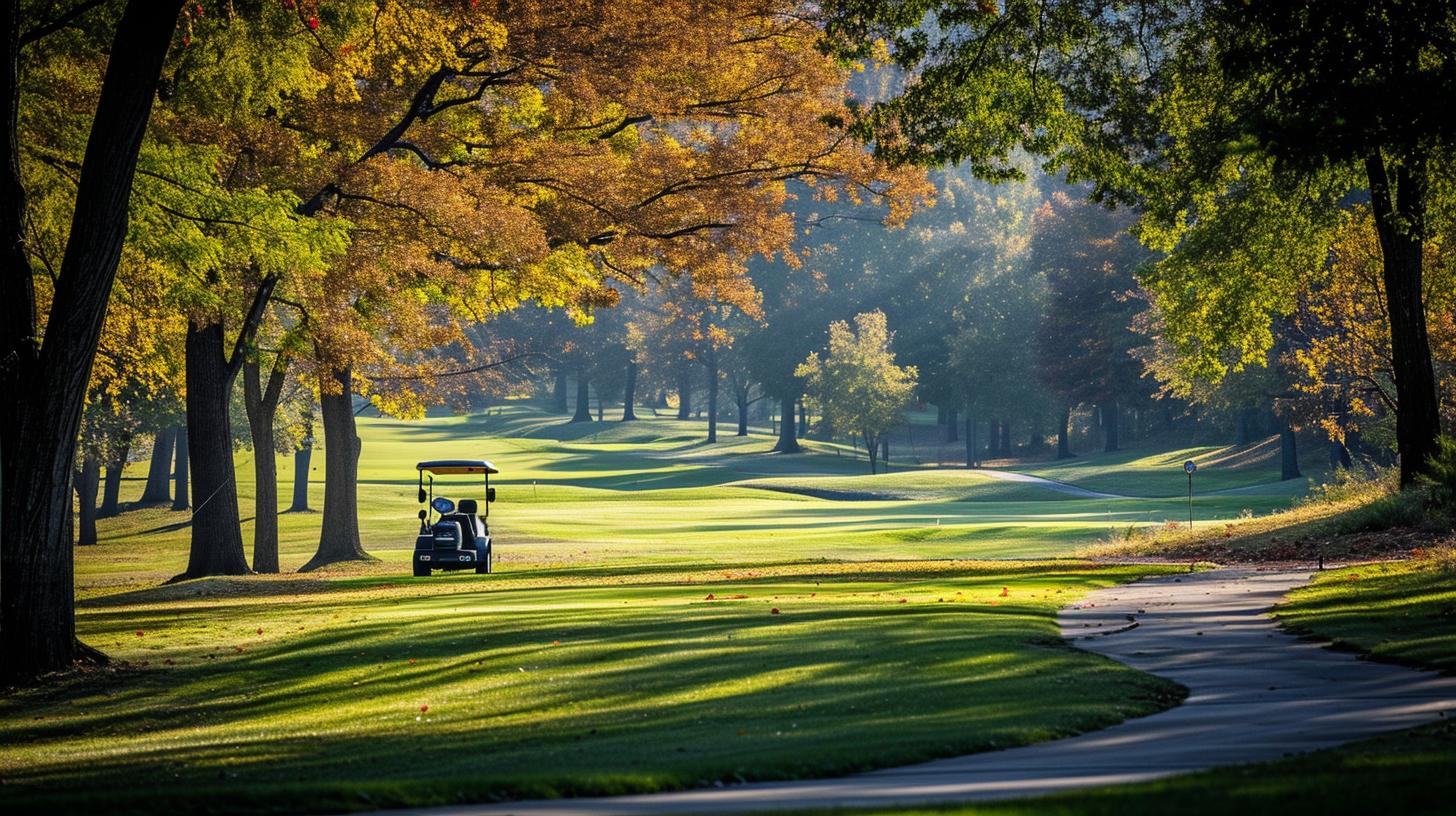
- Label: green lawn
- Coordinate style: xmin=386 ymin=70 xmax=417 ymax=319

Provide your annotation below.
xmin=1 ymin=561 xmax=1185 ymax=815
xmin=0 ymin=403 xmax=1324 ymax=814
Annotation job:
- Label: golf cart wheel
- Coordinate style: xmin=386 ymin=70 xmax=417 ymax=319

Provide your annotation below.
xmin=413 ymin=562 xmax=430 ymax=577
xmin=475 ymin=548 xmax=491 ymax=574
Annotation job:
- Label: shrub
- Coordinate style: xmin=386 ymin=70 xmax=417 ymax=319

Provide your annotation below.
xmin=1418 ymin=435 xmax=1456 ymax=509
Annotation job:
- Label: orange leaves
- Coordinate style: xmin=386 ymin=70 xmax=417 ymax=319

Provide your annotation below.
xmin=770 ymin=607 xmax=780 ymax=615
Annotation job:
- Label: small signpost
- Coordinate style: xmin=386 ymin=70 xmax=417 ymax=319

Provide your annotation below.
xmin=1183 ymin=460 xmax=1197 ymax=528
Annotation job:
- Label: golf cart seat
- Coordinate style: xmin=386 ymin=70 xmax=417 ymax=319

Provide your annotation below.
xmin=455 ymin=499 xmax=487 ymax=537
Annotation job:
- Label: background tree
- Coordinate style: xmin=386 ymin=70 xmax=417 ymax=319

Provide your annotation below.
xmin=821 ymin=0 xmax=1456 ymax=484
xmin=797 ymin=310 xmax=917 ymax=474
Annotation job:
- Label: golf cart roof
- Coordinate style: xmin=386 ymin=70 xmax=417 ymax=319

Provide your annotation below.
xmin=416 ymin=459 xmax=498 ymax=475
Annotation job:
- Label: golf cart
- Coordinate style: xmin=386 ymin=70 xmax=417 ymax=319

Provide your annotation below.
xmin=413 ymin=459 xmax=497 ymax=577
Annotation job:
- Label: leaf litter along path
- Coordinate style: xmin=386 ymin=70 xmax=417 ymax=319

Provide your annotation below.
xmin=365 ymin=569 xmax=1456 ymax=816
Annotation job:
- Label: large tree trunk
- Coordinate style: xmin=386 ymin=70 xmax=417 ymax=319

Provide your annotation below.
xmin=1102 ymin=402 xmax=1120 ymax=452
xmin=676 ymin=372 xmax=692 ymax=420
xmin=244 ymin=356 xmax=287 ymax=574
xmin=0 ymin=0 xmax=183 ymax=682
xmin=999 ymin=422 xmax=1011 ymax=458
xmin=1056 ymin=405 xmax=1073 ymax=459
xmin=73 ymin=451 xmax=100 ymax=547
xmin=772 ymin=394 xmax=800 ymax=453
xmin=945 ymin=407 xmax=958 ymax=443
xmin=864 ymin=432 xmax=879 ymax=474
xmin=97 ymin=435 xmax=129 ymax=518
xmin=1280 ymin=424 xmax=1302 ymax=481
xmin=987 ymin=420 xmax=1001 ymax=458
xmin=552 ymin=367 xmax=569 ymax=413
xmin=302 ymin=367 xmax=371 ymax=571
xmin=1366 ymin=153 xmax=1441 ymax=486
xmin=180 ymin=321 xmax=250 ymax=578
xmin=570 ymin=370 xmax=592 ymax=423
xmin=621 ymin=359 xmax=638 ymax=421
xmin=171 ymin=423 xmax=189 ymax=510
xmin=704 ymin=352 xmax=719 ymax=443
xmin=140 ymin=426 xmax=173 ymax=504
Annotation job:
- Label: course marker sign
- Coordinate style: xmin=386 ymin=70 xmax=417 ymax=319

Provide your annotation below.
xmin=1183 ymin=460 xmax=1196 ymax=527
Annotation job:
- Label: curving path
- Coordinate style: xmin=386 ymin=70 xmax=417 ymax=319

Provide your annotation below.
xmin=371 ymin=569 xmax=1456 ymax=816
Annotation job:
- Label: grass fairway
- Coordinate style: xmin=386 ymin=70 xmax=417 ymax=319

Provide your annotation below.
xmin=0 ymin=404 xmax=1318 ymax=814
xmin=1 ymin=561 xmax=1184 ymax=814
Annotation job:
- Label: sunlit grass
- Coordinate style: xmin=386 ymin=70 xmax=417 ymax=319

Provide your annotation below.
xmin=2 ymin=561 xmax=1184 ymax=815
xmin=10 ymin=403 xmax=1330 ymax=814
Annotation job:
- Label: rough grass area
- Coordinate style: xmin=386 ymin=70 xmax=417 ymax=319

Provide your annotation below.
xmin=0 ymin=561 xmax=1183 ymax=816
xmin=1277 ymin=551 xmax=1456 ymax=672
xmin=1085 ymin=470 xmax=1445 ymax=563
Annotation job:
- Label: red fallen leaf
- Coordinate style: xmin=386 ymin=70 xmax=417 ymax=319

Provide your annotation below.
xmin=233 ymin=645 xmax=245 ymax=653
xmin=770 ymin=608 xmax=780 ymax=615
xmin=408 ymin=658 xmax=416 ymax=665
xmin=420 ymin=704 xmax=429 ymax=713
xmin=551 ymin=640 xmax=560 ymax=646
xmin=705 ymin=594 xmax=715 ymax=600
xmin=999 ymin=587 xmax=1009 ymax=597
xmin=256 ymin=628 xmax=263 ymax=635
xmin=307 ymin=15 xmax=319 ymax=30
xmin=136 ymin=630 xmax=145 ymax=638
xmin=897 ymin=598 xmax=907 ymax=604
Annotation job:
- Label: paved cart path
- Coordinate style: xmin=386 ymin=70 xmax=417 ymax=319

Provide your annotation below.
xmin=372 ymin=569 xmax=1456 ymax=816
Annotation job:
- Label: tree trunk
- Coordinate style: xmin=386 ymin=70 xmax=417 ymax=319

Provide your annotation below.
xmin=798 ymin=398 xmax=809 ymax=437
xmin=735 ymin=383 xmax=750 ymax=436
xmin=290 ymin=436 xmax=313 ymax=512
xmin=596 ymin=394 xmax=603 ymax=422
xmin=180 ymin=321 xmax=250 ymax=578
xmin=945 ymin=407 xmax=958 ymax=443
xmin=865 ymin=432 xmax=878 ymax=474
xmin=704 ymin=353 xmax=719 ymax=443
xmin=0 ymin=0 xmax=183 ymax=682
xmin=1056 ymin=405 xmax=1073 ymax=459
xmin=172 ymin=423 xmax=189 ymax=510
xmin=621 ymin=359 xmax=638 ymax=421
xmin=552 ymin=368 xmax=569 ymax=413
xmin=73 ymin=451 xmax=100 ymax=546
xmin=880 ymin=437 xmax=890 ymax=473
xmin=965 ymin=413 xmax=977 ymax=468
xmin=1366 ymin=153 xmax=1441 ymax=486
xmin=570 ymin=370 xmax=592 ymax=423
xmin=244 ymin=356 xmax=287 ymax=574
xmin=999 ymin=422 xmax=1011 ymax=458
xmin=1102 ymin=402 xmax=1120 ymax=452
xmin=97 ymin=436 xmax=129 ymax=518
xmin=1280 ymin=424 xmax=1302 ymax=481
xmin=1237 ymin=408 xmax=1256 ymax=445
xmin=676 ymin=373 xmax=692 ymax=420
xmin=772 ymin=395 xmax=801 ymax=453
xmin=302 ymin=367 xmax=371 ymax=571
xmin=987 ymin=420 xmax=1000 ymax=458
xmin=140 ymin=426 xmax=173 ymax=504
